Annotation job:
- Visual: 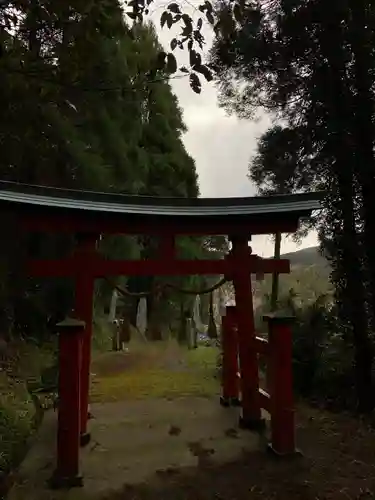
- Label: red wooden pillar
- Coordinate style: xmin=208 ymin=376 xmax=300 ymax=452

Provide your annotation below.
xmin=49 ymin=317 xmax=85 ymax=489
xmin=264 ymin=313 xmax=299 ymax=456
xmin=158 ymin=234 xmax=175 ymax=260
xmin=230 ymin=236 xmax=264 ymax=430
xmin=220 ymin=305 xmax=240 ymax=407
xmin=74 ymin=233 xmax=98 ymax=447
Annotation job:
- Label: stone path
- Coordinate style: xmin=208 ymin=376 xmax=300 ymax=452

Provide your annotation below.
xmin=8 ymin=344 xmax=375 ymax=499
xmin=9 ymin=398 xmax=267 ymax=500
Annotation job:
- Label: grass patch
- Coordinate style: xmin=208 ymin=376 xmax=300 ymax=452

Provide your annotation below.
xmin=1 ymin=340 xmax=55 ymax=383
xmin=0 ymin=378 xmax=35 ymax=474
xmin=0 ymin=340 xmax=55 ymax=480
xmin=185 ymin=346 xmax=219 ymax=370
xmin=90 ymin=343 xmax=220 ymax=402
xmin=91 ymin=369 xmax=219 ymax=402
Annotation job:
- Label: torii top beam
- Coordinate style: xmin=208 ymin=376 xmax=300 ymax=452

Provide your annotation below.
xmin=0 ymin=180 xmax=323 ymax=236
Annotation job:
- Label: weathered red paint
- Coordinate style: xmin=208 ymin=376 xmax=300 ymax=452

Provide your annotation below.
xmin=237 ymin=335 xmax=270 ymax=410
xmin=74 ymin=234 xmax=97 ymax=446
xmin=221 ymin=306 xmax=239 ymax=403
xmin=20 ymin=212 xmax=300 ymax=236
xmin=158 ymin=234 xmax=175 ymax=259
xmin=258 ymin=388 xmax=271 ymax=413
xmin=255 ymin=336 xmax=269 ymax=357
xmin=255 ymin=335 xmax=271 ymax=395
xmin=231 ymin=237 xmax=263 ymax=429
xmin=54 ymin=318 xmax=84 ymax=487
xmin=27 ymin=255 xmax=290 ymax=278
xmin=266 ymin=315 xmax=296 ymax=455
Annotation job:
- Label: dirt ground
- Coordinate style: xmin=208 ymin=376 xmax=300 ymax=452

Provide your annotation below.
xmin=109 ymin=405 xmax=375 ymax=500
xmin=9 ymin=342 xmax=375 ymax=500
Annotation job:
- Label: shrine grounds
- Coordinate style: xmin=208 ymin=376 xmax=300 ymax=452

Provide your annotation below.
xmin=7 ymin=339 xmax=375 ymax=500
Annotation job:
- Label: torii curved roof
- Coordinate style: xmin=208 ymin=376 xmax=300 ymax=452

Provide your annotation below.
xmin=0 ymin=180 xmax=324 ymax=235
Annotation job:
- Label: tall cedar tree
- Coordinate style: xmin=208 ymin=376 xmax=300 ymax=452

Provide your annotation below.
xmin=0 ymin=0 xmax=205 ymax=338
xmin=210 ymin=0 xmax=375 ymax=411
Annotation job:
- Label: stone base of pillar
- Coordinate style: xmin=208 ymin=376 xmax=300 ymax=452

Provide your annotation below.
xmin=267 ymin=443 xmax=303 ymax=459
xmin=229 ymin=397 xmax=241 ymax=407
xmin=48 ymin=471 xmax=83 ymax=490
xmin=80 ymin=432 xmax=91 ymax=447
xmin=239 ymin=416 xmax=266 ymax=432
xmin=220 ymin=396 xmax=241 ymax=407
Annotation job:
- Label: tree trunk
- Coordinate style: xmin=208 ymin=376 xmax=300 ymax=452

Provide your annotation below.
xmin=146 ymin=293 xmax=162 ymax=341
xmin=119 ymin=317 xmax=131 ymax=345
xmin=348 ymin=0 xmax=375 ymax=332
xmin=108 ymin=289 xmax=117 ymax=323
xmin=317 ymin=8 xmax=374 ymax=411
xmin=207 ymin=291 xmax=217 ymax=339
xmin=270 ymin=232 xmax=281 ymax=311
xmin=178 ymin=303 xmax=187 ymax=344
xmin=27 ymin=0 xmax=41 ymax=59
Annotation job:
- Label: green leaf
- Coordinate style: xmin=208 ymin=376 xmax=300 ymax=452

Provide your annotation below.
xmin=194 ymin=64 xmax=213 ymax=82
xmin=206 ymin=11 xmax=214 ymax=24
xmin=213 ymin=21 xmax=221 ymax=34
xmin=170 ymin=38 xmax=178 ymax=51
xmin=166 ymin=12 xmax=173 ymax=28
xmin=156 ymin=51 xmax=166 ymax=69
xmin=126 ymin=11 xmax=137 ymax=19
xmin=182 ymin=13 xmax=192 ymax=26
xmin=168 ymin=3 xmax=180 ymax=13
xmin=160 ymin=11 xmax=169 ymax=28
xmin=197 ymin=18 xmax=203 ymax=30
xmin=189 ymin=49 xmax=201 ymax=66
xmin=205 ymin=0 xmax=213 ymax=12
xmin=233 ymin=4 xmax=242 ymax=23
xmin=166 ymin=53 xmax=177 ymax=74
xmin=189 ymin=73 xmax=202 ymax=94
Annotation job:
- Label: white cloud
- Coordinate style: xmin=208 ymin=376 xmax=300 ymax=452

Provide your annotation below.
xmin=251 ymin=232 xmax=319 ymax=258
xmin=152 ymin=3 xmax=319 ymax=255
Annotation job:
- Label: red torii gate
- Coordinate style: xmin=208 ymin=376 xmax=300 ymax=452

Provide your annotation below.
xmin=0 ymin=181 xmax=322 ymax=488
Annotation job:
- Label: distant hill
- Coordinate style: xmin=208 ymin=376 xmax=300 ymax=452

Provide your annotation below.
xmin=281 ymin=246 xmax=328 ymax=269
xmin=254 ymin=246 xmax=332 ymax=307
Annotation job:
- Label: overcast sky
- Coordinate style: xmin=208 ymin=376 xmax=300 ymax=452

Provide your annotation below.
xmin=153 ymin=8 xmax=319 ymax=257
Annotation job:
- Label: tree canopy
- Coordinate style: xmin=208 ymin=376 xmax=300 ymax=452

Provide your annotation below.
xmin=3 ymin=0 xmax=375 ymax=412
xmin=0 ymin=0 xmax=227 ymax=341
xmin=210 ymin=0 xmax=375 ymax=411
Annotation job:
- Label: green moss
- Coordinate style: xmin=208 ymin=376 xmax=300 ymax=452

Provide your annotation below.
xmin=91 ymin=344 xmax=221 ymax=402
xmin=93 ymin=316 xmax=114 ymax=352
xmin=185 ymin=346 xmax=219 ymax=370
xmin=91 ymin=369 xmax=219 ymax=402
xmin=0 ymin=342 xmax=54 ymax=475
xmin=0 ymin=378 xmax=35 ymax=473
